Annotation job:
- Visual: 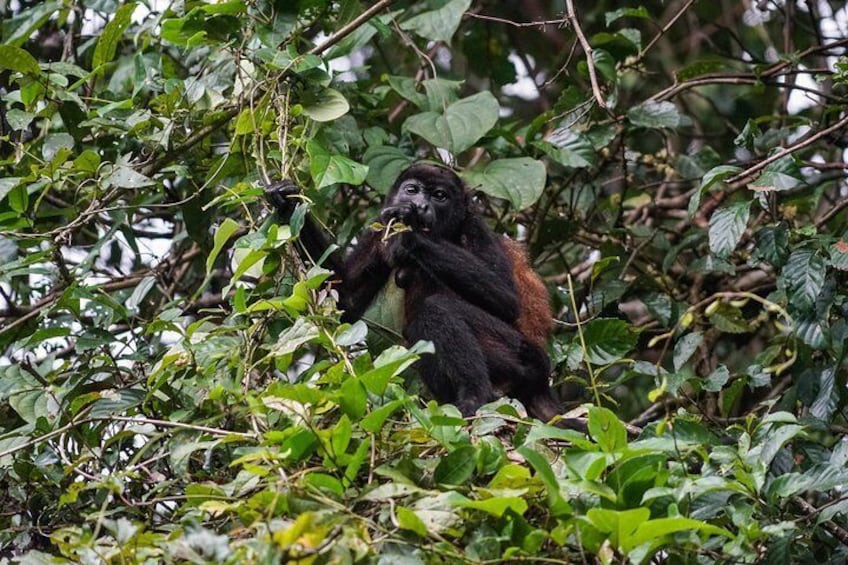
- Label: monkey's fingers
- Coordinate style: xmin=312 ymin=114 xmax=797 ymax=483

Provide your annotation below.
xmin=264 ymin=180 xmax=302 ymax=215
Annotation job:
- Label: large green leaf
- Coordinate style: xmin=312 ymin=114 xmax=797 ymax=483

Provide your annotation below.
xmin=673 ymin=332 xmax=703 ymax=371
xmin=434 ymin=445 xmax=476 ymax=485
xmin=307 ymin=140 xmax=368 ymax=190
xmin=709 ymin=201 xmax=750 ymax=257
xmin=92 ymin=3 xmax=136 ymax=69
xmin=1 ymin=1 xmax=62 ymax=46
xmin=301 ymin=87 xmax=350 ymax=122
xmin=401 ymin=0 xmax=472 ymax=43
xmin=627 ymin=101 xmax=681 ymax=129
xmin=783 ymin=248 xmax=826 ymax=311
xmin=403 ymin=91 xmax=499 ymax=154
xmin=580 ymin=318 xmax=637 ymax=365
xmin=363 ymin=145 xmax=415 ymax=194
xmin=533 ymin=130 xmax=596 ymax=169
xmin=463 ymin=158 xmax=547 ymax=210
xmin=0 ymin=46 xmax=40 ymax=76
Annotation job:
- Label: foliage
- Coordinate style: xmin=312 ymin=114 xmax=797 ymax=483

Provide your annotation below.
xmin=2 ymin=0 xmax=848 ymax=562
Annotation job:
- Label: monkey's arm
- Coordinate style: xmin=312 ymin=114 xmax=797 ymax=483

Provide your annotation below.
xmin=265 ymin=181 xmax=390 ymax=323
xmin=265 ymin=181 xmax=346 ymax=275
xmin=401 ymin=231 xmax=520 ymax=323
xmin=338 ymin=229 xmax=392 ymax=323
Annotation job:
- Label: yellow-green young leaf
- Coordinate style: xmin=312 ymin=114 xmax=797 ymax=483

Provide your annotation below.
xmin=452 ymin=495 xmax=528 ymax=518
xmin=93 ymin=3 xmax=136 ymax=69
xmin=587 ymin=406 xmax=628 ymax=453
xmin=206 ymin=218 xmax=240 ymax=273
xmin=586 ymin=507 xmax=649 ymax=548
xmin=0 ymin=45 xmax=41 ymax=76
xmin=234 ymin=108 xmax=256 ymax=135
xmin=396 ymin=507 xmax=429 ymax=537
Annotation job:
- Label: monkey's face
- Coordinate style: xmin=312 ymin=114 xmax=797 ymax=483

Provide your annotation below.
xmin=386 ymin=164 xmax=466 ymax=239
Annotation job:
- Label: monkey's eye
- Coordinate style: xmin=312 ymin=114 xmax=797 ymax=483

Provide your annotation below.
xmin=404 ymin=183 xmax=421 ymax=195
xmin=432 ymin=189 xmax=449 ymax=202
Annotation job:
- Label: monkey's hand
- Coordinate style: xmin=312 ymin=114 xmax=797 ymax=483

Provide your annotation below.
xmin=382 ymin=229 xmax=420 ymax=268
xmin=264 ymin=180 xmax=301 ymax=220
xmin=380 ymin=204 xmax=421 ymax=229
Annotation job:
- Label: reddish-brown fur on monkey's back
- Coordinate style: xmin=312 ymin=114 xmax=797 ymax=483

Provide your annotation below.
xmin=499 ymin=239 xmax=552 ymax=348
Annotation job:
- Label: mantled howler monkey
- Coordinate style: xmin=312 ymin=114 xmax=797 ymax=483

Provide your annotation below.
xmin=266 ymin=162 xmax=562 ymax=421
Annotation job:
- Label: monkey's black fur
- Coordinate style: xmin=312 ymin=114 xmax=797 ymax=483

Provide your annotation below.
xmin=266 ymin=163 xmax=562 ymax=421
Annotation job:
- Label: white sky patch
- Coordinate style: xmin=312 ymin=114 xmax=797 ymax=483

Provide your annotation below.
xmin=786 ymin=67 xmax=820 ymax=114
xmin=502 ymin=52 xmax=541 ymax=102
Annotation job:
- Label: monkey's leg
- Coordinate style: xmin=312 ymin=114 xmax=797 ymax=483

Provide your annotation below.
xmin=405 ymin=294 xmax=498 ymax=416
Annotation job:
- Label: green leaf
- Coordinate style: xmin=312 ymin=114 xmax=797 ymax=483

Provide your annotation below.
xmin=0 ymin=178 xmax=22 ymax=203
xmin=338 ymin=377 xmax=367 ymax=419
xmin=301 ymin=88 xmax=350 ymax=122
xmin=396 ymin=507 xmax=429 ymax=537
xmin=691 ymin=165 xmax=742 ymax=216
xmin=93 ymin=3 xmax=136 ymax=69
xmin=1 ymin=1 xmax=62 ymax=47
xmin=434 ymin=445 xmax=476 ymax=485
xmin=42 ymin=133 xmax=74 ymax=162
xmin=105 ymin=164 xmax=155 ymax=189
xmin=363 ymin=145 xmax=414 ymax=194
xmin=206 ymin=218 xmax=240 ymax=274
xmin=73 ymin=150 xmax=101 ymax=173
xmin=627 ymin=101 xmax=681 ymax=129
xmin=307 ymin=140 xmax=368 ymax=190
xmin=588 ymin=406 xmax=628 ymax=452
xmin=829 ymin=240 xmax=848 ymax=271
xmin=749 ymin=156 xmax=802 ymax=192
xmin=754 ymin=223 xmax=790 ymax=267
xmin=709 ymin=201 xmax=750 ymax=257
xmin=0 ymin=45 xmax=41 ymax=76
xmin=708 ymin=303 xmax=750 ymax=334
xmin=401 ymin=0 xmax=472 ymax=43
xmin=463 ymin=158 xmax=547 ymax=210
xmin=269 ymin=318 xmax=320 ymax=356
xmin=703 ymin=365 xmax=730 ymax=392
xmin=586 ymin=507 xmax=649 ymax=548
xmin=360 ymin=399 xmax=404 ymax=433
xmin=533 ymin=130 xmax=596 ymax=169
xmin=580 ymin=318 xmax=637 ymax=365
xmin=624 ymin=517 xmax=733 ymax=552
xmin=673 ymin=332 xmax=702 ymax=371
xmin=810 ymin=367 xmax=837 ymax=421
xmin=403 ymin=91 xmax=499 ymax=154
xmin=451 ymin=495 xmax=528 ymax=517
xmin=783 ymin=249 xmax=826 ymax=311
xmin=605 ymin=6 xmax=651 ymax=26
xmin=387 ymin=75 xmax=428 ymax=110
xmin=516 ymin=446 xmax=572 ymax=516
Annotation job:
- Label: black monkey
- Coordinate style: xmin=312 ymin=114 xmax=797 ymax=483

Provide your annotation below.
xmin=266 ymin=163 xmax=562 ymax=421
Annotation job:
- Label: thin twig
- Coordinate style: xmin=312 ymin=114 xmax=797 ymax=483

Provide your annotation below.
xmin=727 ymin=113 xmax=848 ymax=186
xmin=639 ymin=0 xmax=699 ymax=61
xmin=308 ymin=0 xmax=397 ymax=55
xmin=564 ymin=0 xmax=607 ymax=110
xmin=466 ymin=13 xmax=567 ymax=29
